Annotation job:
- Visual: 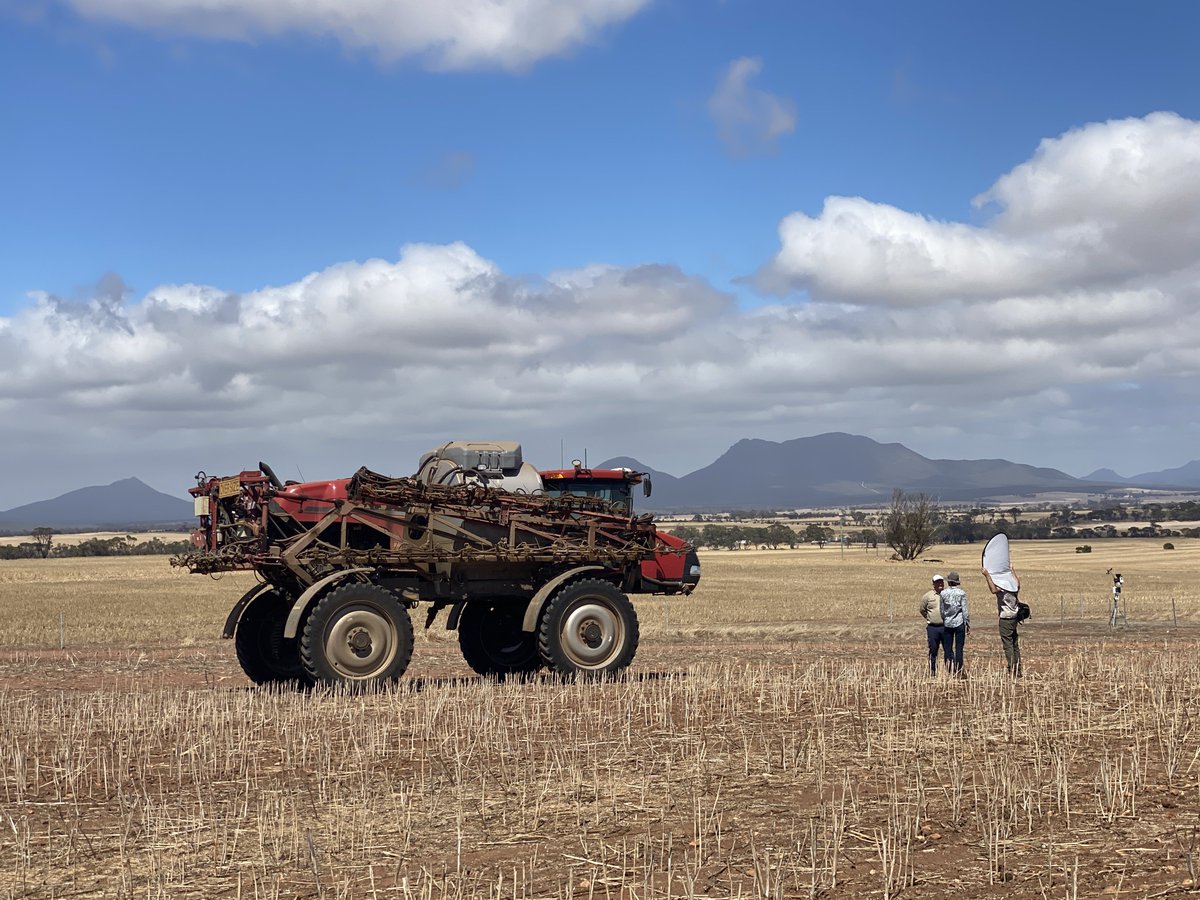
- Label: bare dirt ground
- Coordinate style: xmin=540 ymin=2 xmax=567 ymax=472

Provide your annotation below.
xmin=2 ymin=542 xmax=1199 ymax=898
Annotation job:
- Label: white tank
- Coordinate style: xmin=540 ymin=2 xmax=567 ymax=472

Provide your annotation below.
xmin=414 ymin=441 xmax=545 ymax=495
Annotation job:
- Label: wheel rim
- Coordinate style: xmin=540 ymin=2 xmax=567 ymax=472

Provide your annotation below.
xmin=561 ymin=600 xmax=623 ymax=668
xmin=323 ymin=603 xmax=400 ymax=679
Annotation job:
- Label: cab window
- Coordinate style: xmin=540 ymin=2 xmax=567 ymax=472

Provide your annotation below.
xmin=545 ymin=481 xmax=632 ymax=511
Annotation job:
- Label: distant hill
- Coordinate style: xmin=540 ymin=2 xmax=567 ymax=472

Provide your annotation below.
xmin=1128 ymin=460 xmax=1200 ymax=488
xmin=1083 ymin=460 xmax=1200 ymax=488
xmin=603 ymin=432 xmax=1089 ymax=510
xmin=7 ymin=440 xmax=1197 ymax=524
xmin=0 ymin=477 xmax=193 ymax=530
xmin=597 ymin=456 xmax=683 ymax=500
xmin=1082 ymin=468 xmax=1131 ymax=483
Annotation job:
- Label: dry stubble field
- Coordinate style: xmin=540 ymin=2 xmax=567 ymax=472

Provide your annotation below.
xmin=2 ymin=539 xmax=1199 ymax=898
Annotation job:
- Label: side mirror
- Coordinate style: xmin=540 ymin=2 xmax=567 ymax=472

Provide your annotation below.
xmin=642 ymin=477 xmax=652 ymax=498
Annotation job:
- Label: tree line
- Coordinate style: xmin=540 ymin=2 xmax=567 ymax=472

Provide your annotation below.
xmin=665 ymin=491 xmax=1200 ymax=560
xmin=0 ymin=533 xmax=193 ymax=560
xmin=666 ymin=522 xmax=877 ymax=551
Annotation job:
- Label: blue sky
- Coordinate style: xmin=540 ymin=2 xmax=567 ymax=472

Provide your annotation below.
xmin=2 ymin=0 xmax=1200 ymax=504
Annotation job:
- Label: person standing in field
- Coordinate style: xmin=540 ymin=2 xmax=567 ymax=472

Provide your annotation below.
xmin=982 ymin=565 xmax=1022 ymax=677
xmin=939 ymin=571 xmax=970 ymax=677
xmin=918 ymin=574 xmax=946 ymax=675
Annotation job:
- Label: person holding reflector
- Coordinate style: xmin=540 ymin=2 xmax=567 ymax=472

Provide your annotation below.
xmin=981 ymin=533 xmax=1026 ymax=677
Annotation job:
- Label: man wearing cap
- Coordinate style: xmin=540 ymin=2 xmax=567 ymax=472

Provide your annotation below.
xmin=939 ymin=571 xmax=970 ymax=677
xmin=918 ymin=575 xmax=946 ymax=675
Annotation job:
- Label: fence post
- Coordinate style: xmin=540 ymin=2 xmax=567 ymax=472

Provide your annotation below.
xmin=1059 ymin=597 xmax=1064 ymax=626
xmin=58 ymin=611 xmax=64 ymax=650
xmin=1172 ymin=596 xmax=1178 ymax=629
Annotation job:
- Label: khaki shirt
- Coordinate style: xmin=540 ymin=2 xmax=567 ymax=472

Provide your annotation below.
xmin=919 ymin=589 xmax=943 ymax=625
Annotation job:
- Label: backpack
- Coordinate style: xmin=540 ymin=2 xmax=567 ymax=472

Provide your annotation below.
xmin=1016 ymin=601 xmax=1031 ymax=623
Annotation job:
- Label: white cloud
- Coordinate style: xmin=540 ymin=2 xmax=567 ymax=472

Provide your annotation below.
xmin=1 ymin=244 xmax=736 ymax=433
xmin=763 ymin=112 xmax=1200 ymax=304
xmin=63 ymin=0 xmax=651 ymax=70
xmin=3 ymin=113 xmax=1200 ymax=503
xmin=708 ymin=57 xmax=796 ymax=156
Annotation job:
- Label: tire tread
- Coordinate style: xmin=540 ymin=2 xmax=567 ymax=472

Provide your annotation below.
xmin=300 ymin=583 xmax=414 ymax=686
xmin=234 ymin=591 xmax=306 ymax=685
xmin=537 ymin=578 xmax=639 ymax=678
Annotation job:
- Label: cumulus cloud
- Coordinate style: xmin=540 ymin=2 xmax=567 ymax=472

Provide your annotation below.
xmin=762 ymin=112 xmax=1200 ymax=304
xmin=62 ymin=0 xmax=651 ymax=70
xmin=0 ymin=244 xmax=736 ymax=434
xmin=708 ymin=57 xmax=796 ymax=157
xmin=3 ymin=112 xmax=1199 ymax=503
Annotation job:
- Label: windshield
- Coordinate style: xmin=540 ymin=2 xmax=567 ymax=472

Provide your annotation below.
xmin=544 ymin=481 xmax=632 ymax=510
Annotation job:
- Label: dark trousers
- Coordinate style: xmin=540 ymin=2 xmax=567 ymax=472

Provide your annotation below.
xmin=999 ymin=618 xmax=1021 ymax=675
xmin=926 ymin=623 xmax=945 ymax=673
xmin=941 ymin=625 xmax=966 ymax=673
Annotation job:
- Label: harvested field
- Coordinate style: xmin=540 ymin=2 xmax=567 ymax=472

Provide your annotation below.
xmin=1 ymin=539 xmax=1198 ymax=898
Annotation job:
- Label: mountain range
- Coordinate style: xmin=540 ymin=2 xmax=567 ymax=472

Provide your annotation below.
xmin=602 ymin=433 xmax=1200 ymax=510
xmin=0 ymin=477 xmax=194 ymax=530
xmin=1081 ymin=460 xmax=1200 ymax=488
xmin=2 ymin=434 xmax=1198 ymax=527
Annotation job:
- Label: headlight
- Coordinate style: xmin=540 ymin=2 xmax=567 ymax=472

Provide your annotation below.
xmin=689 ymin=565 xmax=701 ymax=577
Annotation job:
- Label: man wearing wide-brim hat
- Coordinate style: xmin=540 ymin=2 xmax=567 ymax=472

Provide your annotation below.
xmin=938 ymin=571 xmax=970 ymax=677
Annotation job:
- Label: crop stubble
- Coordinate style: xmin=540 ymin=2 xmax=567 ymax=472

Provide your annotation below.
xmin=1 ymin=540 xmax=1199 ymax=898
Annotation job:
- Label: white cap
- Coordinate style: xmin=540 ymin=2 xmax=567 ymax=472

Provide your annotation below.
xmin=932 ymin=574 xmax=944 ymax=583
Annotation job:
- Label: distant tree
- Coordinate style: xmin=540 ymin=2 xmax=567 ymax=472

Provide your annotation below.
xmin=1008 ymin=507 xmax=1021 ymax=524
xmin=668 ymin=525 xmax=701 ymax=547
xmin=856 ymin=528 xmax=879 ymax=549
xmin=765 ymin=523 xmax=797 ymax=549
xmin=803 ymin=523 xmax=834 ymax=548
xmin=938 ymin=514 xmax=983 ymax=544
xmin=31 ymin=527 xmax=54 ymax=559
xmin=701 ymin=524 xmax=733 ymax=550
xmin=749 ymin=528 xmax=770 ymax=549
xmin=0 ymin=543 xmax=40 ymax=560
xmin=884 ymin=490 xmax=939 ymax=560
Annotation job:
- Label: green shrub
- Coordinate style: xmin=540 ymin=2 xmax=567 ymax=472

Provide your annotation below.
xmin=1164 ymin=542 xmax=1175 ymax=550
xmin=1075 ymin=545 xmax=1092 ymax=553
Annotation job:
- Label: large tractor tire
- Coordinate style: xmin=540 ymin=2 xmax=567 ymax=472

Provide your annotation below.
xmin=300 ymin=583 xmax=414 ymax=687
xmin=537 ymin=579 xmax=639 ymax=679
xmin=234 ymin=589 xmax=308 ymax=685
xmin=457 ymin=599 xmax=543 ymax=678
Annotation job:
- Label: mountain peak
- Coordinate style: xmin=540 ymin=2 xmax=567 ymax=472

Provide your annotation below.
xmin=635 ymin=433 xmax=1086 ymax=510
xmin=0 ymin=477 xmax=192 ymax=528
xmin=1082 ymin=468 xmax=1128 ymax=483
